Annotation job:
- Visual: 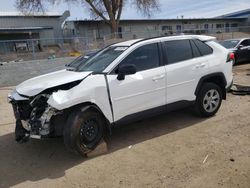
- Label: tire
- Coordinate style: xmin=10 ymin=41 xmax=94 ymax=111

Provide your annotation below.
xmin=195 ymin=83 xmax=222 ymax=117
xmin=64 ymin=108 xmax=105 ymax=156
xmin=233 ymin=57 xmax=237 ymax=66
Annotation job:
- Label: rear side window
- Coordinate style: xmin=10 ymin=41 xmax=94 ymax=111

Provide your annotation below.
xmin=164 ymin=40 xmax=193 ymax=64
xmin=193 ymin=39 xmax=213 ymax=56
xmin=118 ymin=43 xmax=160 ymax=72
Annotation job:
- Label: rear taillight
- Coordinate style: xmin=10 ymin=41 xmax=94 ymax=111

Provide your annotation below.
xmin=227 ymin=52 xmax=235 ymax=63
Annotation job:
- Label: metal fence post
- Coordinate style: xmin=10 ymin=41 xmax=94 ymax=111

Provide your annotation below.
xmin=31 ymin=40 xmax=36 ymax=60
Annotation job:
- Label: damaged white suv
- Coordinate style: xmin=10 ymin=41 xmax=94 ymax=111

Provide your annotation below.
xmin=8 ymin=35 xmax=233 ymax=156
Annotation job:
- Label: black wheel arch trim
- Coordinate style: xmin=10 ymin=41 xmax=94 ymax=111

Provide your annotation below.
xmin=195 ymin=72 xmax=227 ymax=99
xmin=62 ymin=102 xmax=112 ymax=135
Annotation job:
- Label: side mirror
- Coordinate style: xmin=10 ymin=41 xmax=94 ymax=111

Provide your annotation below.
xmin=117 ymin=64 xmax=136 ymax=80
xmin=238 ymin=45 xmax=243 ymax=50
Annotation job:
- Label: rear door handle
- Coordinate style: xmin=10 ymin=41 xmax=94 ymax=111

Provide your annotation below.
xmin=195 ymin=65 xmax=200 ymax=69
xmin=200 ymin=63 xmax=206 ymax=68
xmin=195 ymin=62 xmax=206 ymax=69
xmin=152 ymin=74 xmax=165 ymax=81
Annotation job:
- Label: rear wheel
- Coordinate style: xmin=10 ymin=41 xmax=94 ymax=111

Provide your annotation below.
xmin=64 ymin=108 xmax=105 ymax=156
xmin=195 ymin=83 xmax=222 ymax=117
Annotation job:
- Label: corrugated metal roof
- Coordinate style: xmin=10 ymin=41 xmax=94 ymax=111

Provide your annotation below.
xmin=0 ymin=11 xmax=61 ymax=17
xmin=0 ymin=27 xmax=53 ymax=30
xmin=216 ymin=8 xmax=250 ymax=18
xmin=69 ymin=17 xmax=246 ymax=24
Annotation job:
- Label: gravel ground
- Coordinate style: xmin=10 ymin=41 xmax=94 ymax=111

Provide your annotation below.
xmin=0 ymin=63 xmax=249 ymax=188
xmin=0 ymin=57 xmax=75 ymax=87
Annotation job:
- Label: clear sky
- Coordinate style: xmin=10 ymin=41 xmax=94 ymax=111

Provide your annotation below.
xmin=0 ymin=0 xmax=250 ymax=20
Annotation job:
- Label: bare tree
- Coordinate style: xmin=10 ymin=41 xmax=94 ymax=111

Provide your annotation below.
xmin=16 ymin=0 xmax=159 ymax=37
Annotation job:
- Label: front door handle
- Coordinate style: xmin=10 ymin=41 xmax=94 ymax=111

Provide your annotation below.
xmin=152 ymin=74 xmax=165 ymax=81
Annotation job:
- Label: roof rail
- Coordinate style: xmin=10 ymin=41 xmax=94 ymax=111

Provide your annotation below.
xmin=130 ymin=34 xmax=182 ymax=46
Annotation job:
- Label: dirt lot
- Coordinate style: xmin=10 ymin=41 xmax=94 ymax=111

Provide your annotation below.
xmin=0 ymin=64 xmax=249 ymax=188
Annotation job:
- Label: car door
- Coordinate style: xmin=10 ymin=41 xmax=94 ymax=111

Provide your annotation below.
xmin=237 ymin=39 xmax=250 ymax=62
xmin=107 ymin=43 xmax=166 ymax=122
xmin=163 ymin=39 xmax=207 ymax=104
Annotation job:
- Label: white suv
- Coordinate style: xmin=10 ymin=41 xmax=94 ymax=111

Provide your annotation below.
xmin=9 ymin=35 xmax=233 ymax=156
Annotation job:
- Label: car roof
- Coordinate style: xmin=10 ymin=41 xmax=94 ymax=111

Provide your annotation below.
xmin=112 ymin=35 xmax=216 ymax=47
xmin=112 ymin=39 xmax=142 ymax=46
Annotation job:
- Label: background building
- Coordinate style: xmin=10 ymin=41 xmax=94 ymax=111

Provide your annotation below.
xmin=0 ymin=11 xmax=69 ymax=40
xmin=64 ymin=9 xmax=250 ymax=41
xmin=0 ymin=11 xmax=69 ymax=54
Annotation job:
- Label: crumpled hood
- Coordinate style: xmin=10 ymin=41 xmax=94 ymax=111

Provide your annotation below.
xmin=16 ymin=69 xmax=92 ymax=96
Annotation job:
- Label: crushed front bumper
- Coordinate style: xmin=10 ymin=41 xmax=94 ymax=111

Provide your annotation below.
xmin=9 ymin=91 xmax=56 ymax=143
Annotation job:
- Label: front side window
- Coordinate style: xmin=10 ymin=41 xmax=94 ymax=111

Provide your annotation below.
xmin=164 ymin=39 xmax=193 ymax=64
xmin=117 ymin=43 xmax=160 ymax=72
xmin=76 ymin=46 xmax=128 ymax=72
xmin=240 ymin=40 xmax=250 ymax=47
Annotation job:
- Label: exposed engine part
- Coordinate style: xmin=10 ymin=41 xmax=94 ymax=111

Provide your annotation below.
xmin=9 ymin=80 xmax=82 ymax=143
xmin=21 ymin=120 xmax=30 ymax=131
xmin=38 ymin=106 xmax=59 ymax=135
xmin=30 ymin=94 xmax=49 ymax=107
xmin=10 ymin=92 xmax=62 ymax=142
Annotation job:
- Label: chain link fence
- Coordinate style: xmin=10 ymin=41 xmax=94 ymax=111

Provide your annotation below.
xmin=0 ymin=26 xmax=250 ymax=63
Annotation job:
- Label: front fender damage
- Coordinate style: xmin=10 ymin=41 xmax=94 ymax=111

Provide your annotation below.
xmin=9 ymin=80 xmax=84 ymax=143
xmin=47 ymin=75 xmax=113 ymax=123
xmin=10 ymin=74 xmax=112 ymax=143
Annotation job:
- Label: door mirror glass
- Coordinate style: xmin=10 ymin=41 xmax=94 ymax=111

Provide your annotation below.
xmin=117 ymin=64 xmax=136 ymax=80
xmin=238 ymin=45 xmax=244 ymax=49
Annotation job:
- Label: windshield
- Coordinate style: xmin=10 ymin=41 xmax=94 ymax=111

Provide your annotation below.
xmin=220 ymin=40 xmax=240 ymax=49
xmin=66 ymin=50 xmax=100 ymax=69
xmin=76 ymin=46 xmax=128 ymax=72
xmin=67 ymin=56 xmax=88 ymax=68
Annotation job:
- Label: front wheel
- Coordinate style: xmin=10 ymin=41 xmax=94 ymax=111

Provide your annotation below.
xmin=195 ymin=83 xmax=223 ymax=117
xmin=64 ymin=108 xmax=105 ymax=156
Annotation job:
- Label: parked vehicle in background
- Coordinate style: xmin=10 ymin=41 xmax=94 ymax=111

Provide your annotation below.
xmin=8 ymin=35 xmax=233 ymax=156
xmin=220 ymin=38 xmax=250 ymax=65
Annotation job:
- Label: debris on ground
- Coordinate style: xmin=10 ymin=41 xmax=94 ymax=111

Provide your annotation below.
xmin=48 ymin=55 xmax=56 ymax=59
xmin=230 ymin=84 xmax=250 ymax=95
xmin=203 ymin=155 xmax=209 ymax=164
xmin=69 ymin=51 xmax=81 ymax=57
xmin=0 ymin=62 xmax=7 ymax=66
xmin=230 ymin=158 xmax=235 ymax=162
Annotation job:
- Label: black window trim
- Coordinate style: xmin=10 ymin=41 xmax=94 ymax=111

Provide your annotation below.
xmin=189 ymin=39 xmax=202 ymax=58
xmin=109 ymin=42 xmax=163 ymax=74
